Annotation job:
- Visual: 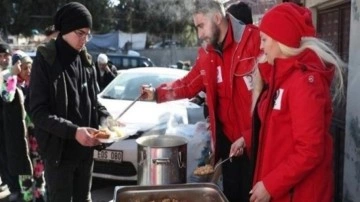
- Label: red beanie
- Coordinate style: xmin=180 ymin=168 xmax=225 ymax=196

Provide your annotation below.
xmin=259 ymin=2 xmax=316 ymax=48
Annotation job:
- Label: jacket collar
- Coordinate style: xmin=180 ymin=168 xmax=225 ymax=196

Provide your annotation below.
xmin=56 ymin=36 xmax=79 ymax=67
xmin=259 ymin=48 xmax=335 ymax=85
xmin=204 ymin=14 xmax=246 ymax=52
xmin=227 ymin=13 xmax=245 ymax=43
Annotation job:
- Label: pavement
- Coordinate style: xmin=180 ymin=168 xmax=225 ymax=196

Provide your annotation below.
xmin=0 ymin=178 xmax=134 ymax=202
xmin=0 ymin=187 xmax=113 ymax=202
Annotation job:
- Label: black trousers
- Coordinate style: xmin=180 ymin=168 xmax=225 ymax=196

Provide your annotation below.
xmin=0 ymin=121 xmax=20 ymax=193
xmin=217 ymin=129 xmax=252 ymax=202
xmin=44 ymin=159 xmax=93 ymax=202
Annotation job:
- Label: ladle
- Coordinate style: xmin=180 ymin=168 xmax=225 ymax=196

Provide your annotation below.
xmin=213 ymin=156 xmax=233 ymax=171
xmin=100 ymin=92 xmax=144 ymax=133
xmin=115 ymin=93 xmax=144 ymax=120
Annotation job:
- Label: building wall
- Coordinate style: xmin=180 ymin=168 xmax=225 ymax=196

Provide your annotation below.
xmin=306 ymin=0 xmax=331 ymax=7
xmin=305 ymin=0 xmax=347 ymax=25
xmin=343 ymin=0 xmax=360 ymax=201
xmin=305 ymin=0 xmax=357 ymax=201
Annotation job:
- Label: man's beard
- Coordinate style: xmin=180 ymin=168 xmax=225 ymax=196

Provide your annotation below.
xmin=209 ymin=22 xmax=221 ymax=47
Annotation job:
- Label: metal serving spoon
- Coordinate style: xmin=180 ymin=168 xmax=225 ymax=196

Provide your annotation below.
xmin=213 ymin=156 xmax=233 ymax=171
xmin=115 ymin=93 xmax=144 ymax=120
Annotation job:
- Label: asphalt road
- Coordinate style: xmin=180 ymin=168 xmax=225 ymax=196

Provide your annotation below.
xmin=0 ymin=178 xmax=136 ymax=202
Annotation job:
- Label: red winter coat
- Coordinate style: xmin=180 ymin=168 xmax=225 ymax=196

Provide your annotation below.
xmin=156 ymin=15 xmax=261 ymax=154
xmin=253 ymin=49 xmax=335 ymax=202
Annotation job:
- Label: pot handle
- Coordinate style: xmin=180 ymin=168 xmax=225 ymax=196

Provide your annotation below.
xmin=152 ymin=158 xmax=170 ymax=165
xmin=178 ymin=151 xmax=186 ymax=168
xmin=139 ymin=150 xmax=146 ymax=165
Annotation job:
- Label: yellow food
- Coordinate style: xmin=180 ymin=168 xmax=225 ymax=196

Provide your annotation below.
xmin=193 ymin=164 xmax=214 ymax=175
xmin=111 ymin=126 xmax=125 ymax=138
xmin=99 ymin=126 xmax=113 ymax=136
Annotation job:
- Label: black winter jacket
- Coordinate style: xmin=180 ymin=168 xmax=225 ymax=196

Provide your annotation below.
xmin=29 ymin=39 xmax=109 ymax=166
xmin=1 ymin=88 xmax=32 ymax=175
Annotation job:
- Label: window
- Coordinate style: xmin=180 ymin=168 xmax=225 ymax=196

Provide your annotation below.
xmin=122 ymin=58 xmax=130 ymax=68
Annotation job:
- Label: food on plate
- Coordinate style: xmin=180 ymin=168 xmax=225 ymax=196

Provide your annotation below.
xmin=92 ymin=130 xmax=110 ymax=139
xmin=111 ymin=126 xmax=126 ymax=138
xmin=193 ymin=164 xmax=214 ymax=175
xmin=96 ymin=125 xmax=127 ymax=141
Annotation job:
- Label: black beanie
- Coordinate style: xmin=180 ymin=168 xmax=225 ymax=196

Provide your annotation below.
xmin=54 ymin=2 xmax=92 ymax=35
xmin=0 ymin=43 xmax=10 ymax=54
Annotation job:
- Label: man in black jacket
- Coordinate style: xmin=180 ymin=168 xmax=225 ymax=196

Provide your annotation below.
xmin=29 ymin=2 xmax=112 ymax=202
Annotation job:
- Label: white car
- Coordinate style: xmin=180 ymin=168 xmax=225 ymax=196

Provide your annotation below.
xmin=93 ymin=67 xmax=205 ymax=181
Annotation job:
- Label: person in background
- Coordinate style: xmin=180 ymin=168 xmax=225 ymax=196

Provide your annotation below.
xmin=0 ymin=42 xmax=23 ymax=202
xmin=141 ymin=0 xmax=261 ymax=201
xmin=43 ymin=25 xmax=59 ymax=43
xmin=250 ymin=3 xmax=344 ymax=202
xmin=8 ymin=50 xmax=46 ymax=202
xmin=29 ymin=2 xmax=113 ymax=202
xmin=226 ymin=1 xmax=253 ymax=24
xmin=95 ymin=53 xmax=117 ymax=91
xmin=0 ymin=42 xmax=10 ymax=195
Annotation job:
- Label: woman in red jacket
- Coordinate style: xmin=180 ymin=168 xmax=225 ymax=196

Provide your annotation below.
xmin=250 ymin=3 xmax=345 ymax=202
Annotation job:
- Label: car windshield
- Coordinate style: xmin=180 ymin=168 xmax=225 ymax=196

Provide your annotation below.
xmin=101 ymin=71 xmax=179 ymax=101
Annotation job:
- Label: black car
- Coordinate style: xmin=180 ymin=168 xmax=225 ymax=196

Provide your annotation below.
xmin=94 ymin=53 xmax=155 ymax=70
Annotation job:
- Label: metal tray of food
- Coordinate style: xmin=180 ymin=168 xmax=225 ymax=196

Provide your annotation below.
xmin=114 ymin=183 xmax=229 ymax=202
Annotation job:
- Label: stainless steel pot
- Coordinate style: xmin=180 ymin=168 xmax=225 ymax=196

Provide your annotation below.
xmin=136 ymin=135 xmax=187 ymax=185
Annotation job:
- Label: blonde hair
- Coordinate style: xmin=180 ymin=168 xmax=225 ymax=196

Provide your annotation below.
xmin=251 ymin=65 xmax=263 ymax=113
xmin=252 ymin=37 xmax=345 ymax=112
xmin=278 ymin=37 xmax=345 ymax=103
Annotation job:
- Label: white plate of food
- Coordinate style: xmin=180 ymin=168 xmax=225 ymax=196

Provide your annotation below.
xmin=93 ymin=125 xmax=138 ymax=143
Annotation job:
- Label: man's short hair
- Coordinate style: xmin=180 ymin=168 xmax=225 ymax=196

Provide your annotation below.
xmin=192 ymin=0 xmax=225 ymax=16
xmin=226 ymin=2 xmax=253 ymax=24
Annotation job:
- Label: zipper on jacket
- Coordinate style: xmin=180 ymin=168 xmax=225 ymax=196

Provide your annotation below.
xmin=229 ymin=41 xmax=240 ymax=90
xmin=250 ymin=84 xmax=267 ymax=181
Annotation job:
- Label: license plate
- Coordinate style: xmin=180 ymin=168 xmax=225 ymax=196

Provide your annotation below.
xmin=94 ymin=149 xmax=123 ymax=163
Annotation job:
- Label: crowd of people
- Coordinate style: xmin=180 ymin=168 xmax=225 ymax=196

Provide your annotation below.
xmin=0 ymin=0 xmax=344 ymax=202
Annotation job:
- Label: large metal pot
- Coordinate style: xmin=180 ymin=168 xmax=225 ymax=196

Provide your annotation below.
xmin=136 ymin=135 xmax=187 ymax=185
